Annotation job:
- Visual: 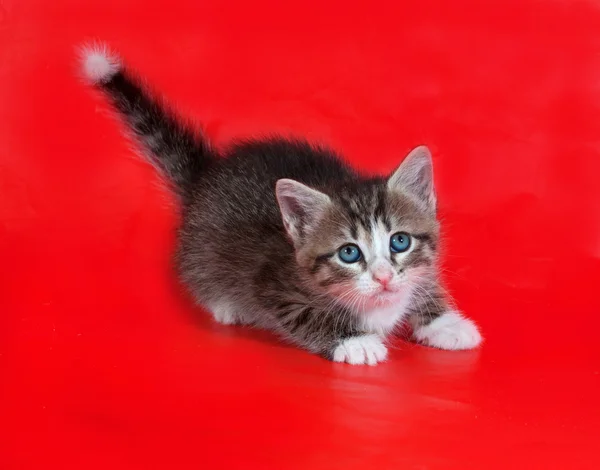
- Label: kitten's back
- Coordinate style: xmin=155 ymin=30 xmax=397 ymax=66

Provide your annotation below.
xmin=192 ymin=138 xmax=357 ymax=221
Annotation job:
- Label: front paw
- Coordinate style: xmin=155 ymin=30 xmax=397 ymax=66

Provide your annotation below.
xmin=413 ymin=311 xmax=482 ymax=350
xmin=332 ymin=334 xmax=388 ymax=365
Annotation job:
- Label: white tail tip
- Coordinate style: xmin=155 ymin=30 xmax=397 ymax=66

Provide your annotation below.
xmin=79 ymin=43 xmax=121 ymax=84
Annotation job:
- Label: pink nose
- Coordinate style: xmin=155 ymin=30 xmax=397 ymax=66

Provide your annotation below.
xmin=373 ymin=269 xmax=393 ymax=287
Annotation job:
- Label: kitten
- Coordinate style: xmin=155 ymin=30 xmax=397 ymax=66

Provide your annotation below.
xmin=80 ymin=44 xmax=482 ymax=365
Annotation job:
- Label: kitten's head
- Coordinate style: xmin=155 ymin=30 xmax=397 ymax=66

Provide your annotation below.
xmin=276 ymin=146 xmax=440 ymax=312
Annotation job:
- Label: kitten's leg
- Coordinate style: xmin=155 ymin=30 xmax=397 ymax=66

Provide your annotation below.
xmin=206 ymin=300 xmax=239 ymax=325
xmin=409 ymin=289 xmax=482 ymax=350
xmin=275 ymin=304 xmax=388 ymax=365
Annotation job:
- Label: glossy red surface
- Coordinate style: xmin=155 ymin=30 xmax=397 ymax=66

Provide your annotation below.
xmin=2 ymin=1 xmax=600 ymax=468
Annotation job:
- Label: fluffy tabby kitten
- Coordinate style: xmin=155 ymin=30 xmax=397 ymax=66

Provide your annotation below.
xmin=80 ymin=44 xmax=482 ymax=365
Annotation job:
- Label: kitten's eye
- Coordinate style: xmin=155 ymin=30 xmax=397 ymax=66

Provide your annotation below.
xmin=390 ymin=232 xmax=411 ymax=253
xmin=338 ymin=244 xmax=362 ymax=263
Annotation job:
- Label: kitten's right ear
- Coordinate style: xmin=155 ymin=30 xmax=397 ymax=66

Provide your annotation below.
xmin=276 ymin=179 xmax=331 ymax=243
xmin=387 ymin=146 xmax=436 ymax=213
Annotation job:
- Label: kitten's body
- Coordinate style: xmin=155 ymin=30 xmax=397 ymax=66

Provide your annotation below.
xmin=179 ymin=140 xmax=434 ymax=355
xmin=81 ymin=44 xmax=482 ymax=364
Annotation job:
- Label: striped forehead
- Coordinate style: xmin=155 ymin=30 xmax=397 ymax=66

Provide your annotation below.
xmin=341 ymin=187 xmax=391 ymax=238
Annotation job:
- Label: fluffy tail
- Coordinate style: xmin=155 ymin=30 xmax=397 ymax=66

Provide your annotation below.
xmin=79 ymin=43 xmax=213 ymax=199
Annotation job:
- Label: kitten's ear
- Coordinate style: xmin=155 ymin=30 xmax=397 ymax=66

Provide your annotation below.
xmin=276 ymin=179 xmax=331 ymax=242
xmin=387 ymin=146 xmax=436 ymax=213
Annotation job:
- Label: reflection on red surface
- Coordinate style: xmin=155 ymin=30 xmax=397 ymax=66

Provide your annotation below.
xmin=1 ymin=0 xmax=599 ymax=468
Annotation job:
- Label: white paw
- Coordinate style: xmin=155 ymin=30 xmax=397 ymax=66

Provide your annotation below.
xmin=413 ymin=310 xmax=482 ymax=350
xmin=209 ymin=302 xmax=237 ymax=325
xmin=332 ymin=335 xmax=388 ymax=365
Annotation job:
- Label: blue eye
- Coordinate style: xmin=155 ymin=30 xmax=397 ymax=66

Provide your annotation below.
xmin=338 ymin=244 xmax=362 ymax=263
xmin=390 ymin=232 xmax=411 ymax=253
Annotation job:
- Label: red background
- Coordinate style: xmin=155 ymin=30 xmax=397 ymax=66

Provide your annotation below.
xmin=1 ymin=0 xmax=599 ymax=468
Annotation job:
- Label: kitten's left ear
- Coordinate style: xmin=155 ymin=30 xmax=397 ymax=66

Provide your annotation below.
xmin=276 ymin=179 xmax=331 ymax=243
xmin=387 ymin=146 xmax=436 ymax=213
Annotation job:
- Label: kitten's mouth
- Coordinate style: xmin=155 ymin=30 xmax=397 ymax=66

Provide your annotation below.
xmin=367 ymin=289 xmax=404 ymax=307
xmin=332 ymin=284 xmax=407 ymax=310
